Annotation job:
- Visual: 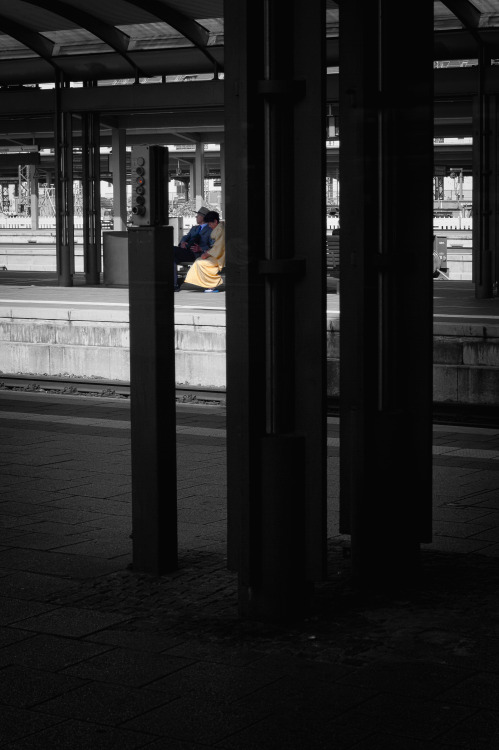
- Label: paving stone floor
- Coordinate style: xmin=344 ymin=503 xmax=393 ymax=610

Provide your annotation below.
xmin=0 ymin=389 xmax=498 ymax=748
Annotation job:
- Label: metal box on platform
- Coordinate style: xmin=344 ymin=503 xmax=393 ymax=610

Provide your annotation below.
xmin=103 ymin=231 xmax=129 ymax=285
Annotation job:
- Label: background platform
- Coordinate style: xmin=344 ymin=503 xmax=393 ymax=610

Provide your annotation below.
xmin=0 ymin=274 xmax=498 ymax=405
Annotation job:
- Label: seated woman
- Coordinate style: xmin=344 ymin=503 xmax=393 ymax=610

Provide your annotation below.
xmin=184 ymin=211 xmax=225 ymax=292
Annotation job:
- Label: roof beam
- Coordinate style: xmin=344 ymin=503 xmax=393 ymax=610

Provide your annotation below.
xmin=122 ymin=0 xmax=220 ymax=75
xmin=439 ymin=0 xmax=481 ymax=31
xmin=123 ymin=0 xmax=210 ymax=47
xmin=0 ymin=79 xmax=224 ymax=116
xmin=0 ymin=14 xmax=60 ymax=75
xmin=439 ymin=0 xmax=483 ymax=47
xmin=20 ymin=0 xmax=148 ymax=79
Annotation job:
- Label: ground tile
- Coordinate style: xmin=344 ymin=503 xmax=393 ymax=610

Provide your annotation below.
xmin=4 ymin=531 xmax=96 ymax=551
xmin=35 ymin=681 xmax=175 ymax=725
xmin=356 ymin=694 xmax=477 ymax=741
xmin=139 ymin=740 xmax=209 ymax=750
xmin=438 ymin=672 xmax=499 ymax=711
xmin=342 ymin=733 xmax=461 ymax=749
xmin=86 ymin=627 xmax=188 ymax=653
xmin=436 ymin=709 xmax=499 ymax=747
xmin=0 ymin=547 xmax=126 ymax=579
xmin=150 ymin=660 xmax=282 ymax=702
xmin=9 ymin=605 xmax=128 ymax=637
xmin=122 ymin=694 xmax=272 ymax=745
xmin=165 ymin=640 xmax=266 ymax=667
xmin=0 ymin=626 xmax=32 ymax=648
xmin=0 ymin=500 xmax=54 ymax=516
xmin=60 ymin=647 xmax=195 ymax=687
xmin=0 ymin=571 xmax=78 ymax=601
xmin=50 ymin=537 xmax=131 ymax=559
xmin=236 ymin=675 xmax=376 ymax=719
xmin=215 ymin=710 xmax=361 ymax=750
xmin=1 ymin=718 xmax=156 ymax=750
xmin=338 ymin=661 xmax=474 ymax=699
xmin=0 ymin=596 xmax=56 ymax=626
xmin=0 ymin=633 xmax=112 ymax=670
xmin=0 ymin=664 xmax=88 ymax=708
xmin=55 ymin=483 xmax=132 ymax=500
xmin=0 ymin=704 xmax=64 ymax=744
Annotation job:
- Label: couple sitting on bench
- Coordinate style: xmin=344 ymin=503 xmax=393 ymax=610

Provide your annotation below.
xmin=173 ymin=206 xmax=225 ymax=293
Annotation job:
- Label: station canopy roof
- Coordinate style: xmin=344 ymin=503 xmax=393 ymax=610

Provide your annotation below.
xmin=1 ymin=1 xmax=499 ymax=87
xmin=0 ymin=2 xmax=499 ymax=155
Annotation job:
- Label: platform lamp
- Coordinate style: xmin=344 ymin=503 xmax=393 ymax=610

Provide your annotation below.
xmin=327 ymin=104 xmax=339 ymax=139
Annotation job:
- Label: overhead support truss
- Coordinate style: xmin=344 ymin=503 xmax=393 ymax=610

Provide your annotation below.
xmin=0 ymin=1 xmax=221 ymax=83
xmin=21 ymin=0 xmax=148 ymax=81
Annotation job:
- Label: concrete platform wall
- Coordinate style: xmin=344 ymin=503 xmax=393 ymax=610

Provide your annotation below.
xmin=0 ymin=306 xmax=227 ymax=390
xmin=0 ymin=307 xmax=498 ymax=405
xmin=325 ymin=317 xmax=499 ymax=405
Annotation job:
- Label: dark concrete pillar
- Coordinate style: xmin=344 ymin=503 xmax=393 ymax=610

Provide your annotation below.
xmin=225 ymin=0 xmax=327 ymax=620
xmin=128 ymin=225 xmax=177 ymax=575
xmin=111 ymin=126 xmax=128 ymax=231
xmin=473 ymin=50 xmax=498 ymax=298
xmin=81 ymin=109 xmax=102 ymax=285
xmin=339 ymin=0 xmax=434 ymax=588
xmin=54 ymin=78 xmax=74 ymax=287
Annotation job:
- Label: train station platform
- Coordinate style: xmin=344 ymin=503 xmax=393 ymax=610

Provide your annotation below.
xmin=0 ymin=272 xmax=499 ymax=405
xmin=0 ymin=390 xmax=498 ymax=747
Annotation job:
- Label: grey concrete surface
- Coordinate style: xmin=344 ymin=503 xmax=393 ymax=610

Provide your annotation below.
xmin=0 ymin=390 xmax=498 ymax=747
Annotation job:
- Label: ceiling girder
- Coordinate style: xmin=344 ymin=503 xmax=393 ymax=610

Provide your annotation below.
xmin=0 ymin=46 xmax=223 ymax=86
xmin=20 ymin=0 xmax=148 ymax=79
xmin=0 ymin=13 xmax=59 ymax=73
xmin=122 ymin=0 xmax=219 ymax=75
xmin=439 ymin=0 xmax=481 ymax=31
xmin=0 ymin=79 xmax=224 ymax=116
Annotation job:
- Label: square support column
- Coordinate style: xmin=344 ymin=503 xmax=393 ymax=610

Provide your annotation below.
xmin=225 ymin=0 xmax=327 ymax=621
xmin=473 ymin=52 xmax=498 ymax=298
xmin=111 ymin=127 xmax=128 ymax=231
xmin=81 ymin=111 xmax=101 ymax=285
xmin=54 ymin=94 xmax=74 ymax=287
xmin=193 ymin=142 xmax=205 ymax=209
xmin=339 ymin=0 xmax=434 ymax=588
xmin=128 ymin=225 xmax=177 ymax=575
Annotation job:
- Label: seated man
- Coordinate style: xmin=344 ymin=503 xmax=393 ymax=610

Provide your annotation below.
xmin=173 ymin=206 xmax=213 ymax=290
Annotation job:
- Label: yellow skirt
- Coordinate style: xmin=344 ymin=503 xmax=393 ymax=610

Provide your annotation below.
xmin=185 ymin=258 xmax=223 ymax=289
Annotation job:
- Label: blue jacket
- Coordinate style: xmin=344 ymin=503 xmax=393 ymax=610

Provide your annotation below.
xmin=180 ymin=223 xmax=212 ymax=251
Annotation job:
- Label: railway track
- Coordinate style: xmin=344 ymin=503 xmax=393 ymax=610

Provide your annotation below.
xmin=0 ymin=375 xmax=498 ymax=427
xmin=0 ymin=374 xmax=226 ymax=405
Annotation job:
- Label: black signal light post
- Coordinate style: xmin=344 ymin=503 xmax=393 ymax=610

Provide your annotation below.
xmin=130 ymin=145 xmax=168 ymax=227
xmin=128 ymin=144 xmax=177 ymax=575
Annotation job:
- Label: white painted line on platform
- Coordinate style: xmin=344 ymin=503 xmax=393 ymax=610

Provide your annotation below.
xmin=0 ymin=299 xmax=227 ymax=312
xmin=174 ymin=305 xmax=225 ymax=311
xmin=0 ymin=411 xmax=129 ymax=429
xmin=0 ymin=298 xmax=129 ymax=307
xmin=434 ymin=313 xmax=499 ymax=319
xmin=1 ymin=410 xmax=498 ymax=459
xmin=432 ymin=445 xmax=499 ymax=459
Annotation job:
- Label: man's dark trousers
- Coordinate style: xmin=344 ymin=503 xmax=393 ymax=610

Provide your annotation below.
xmin=173 ymin=246 xmax=202 ymax=288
